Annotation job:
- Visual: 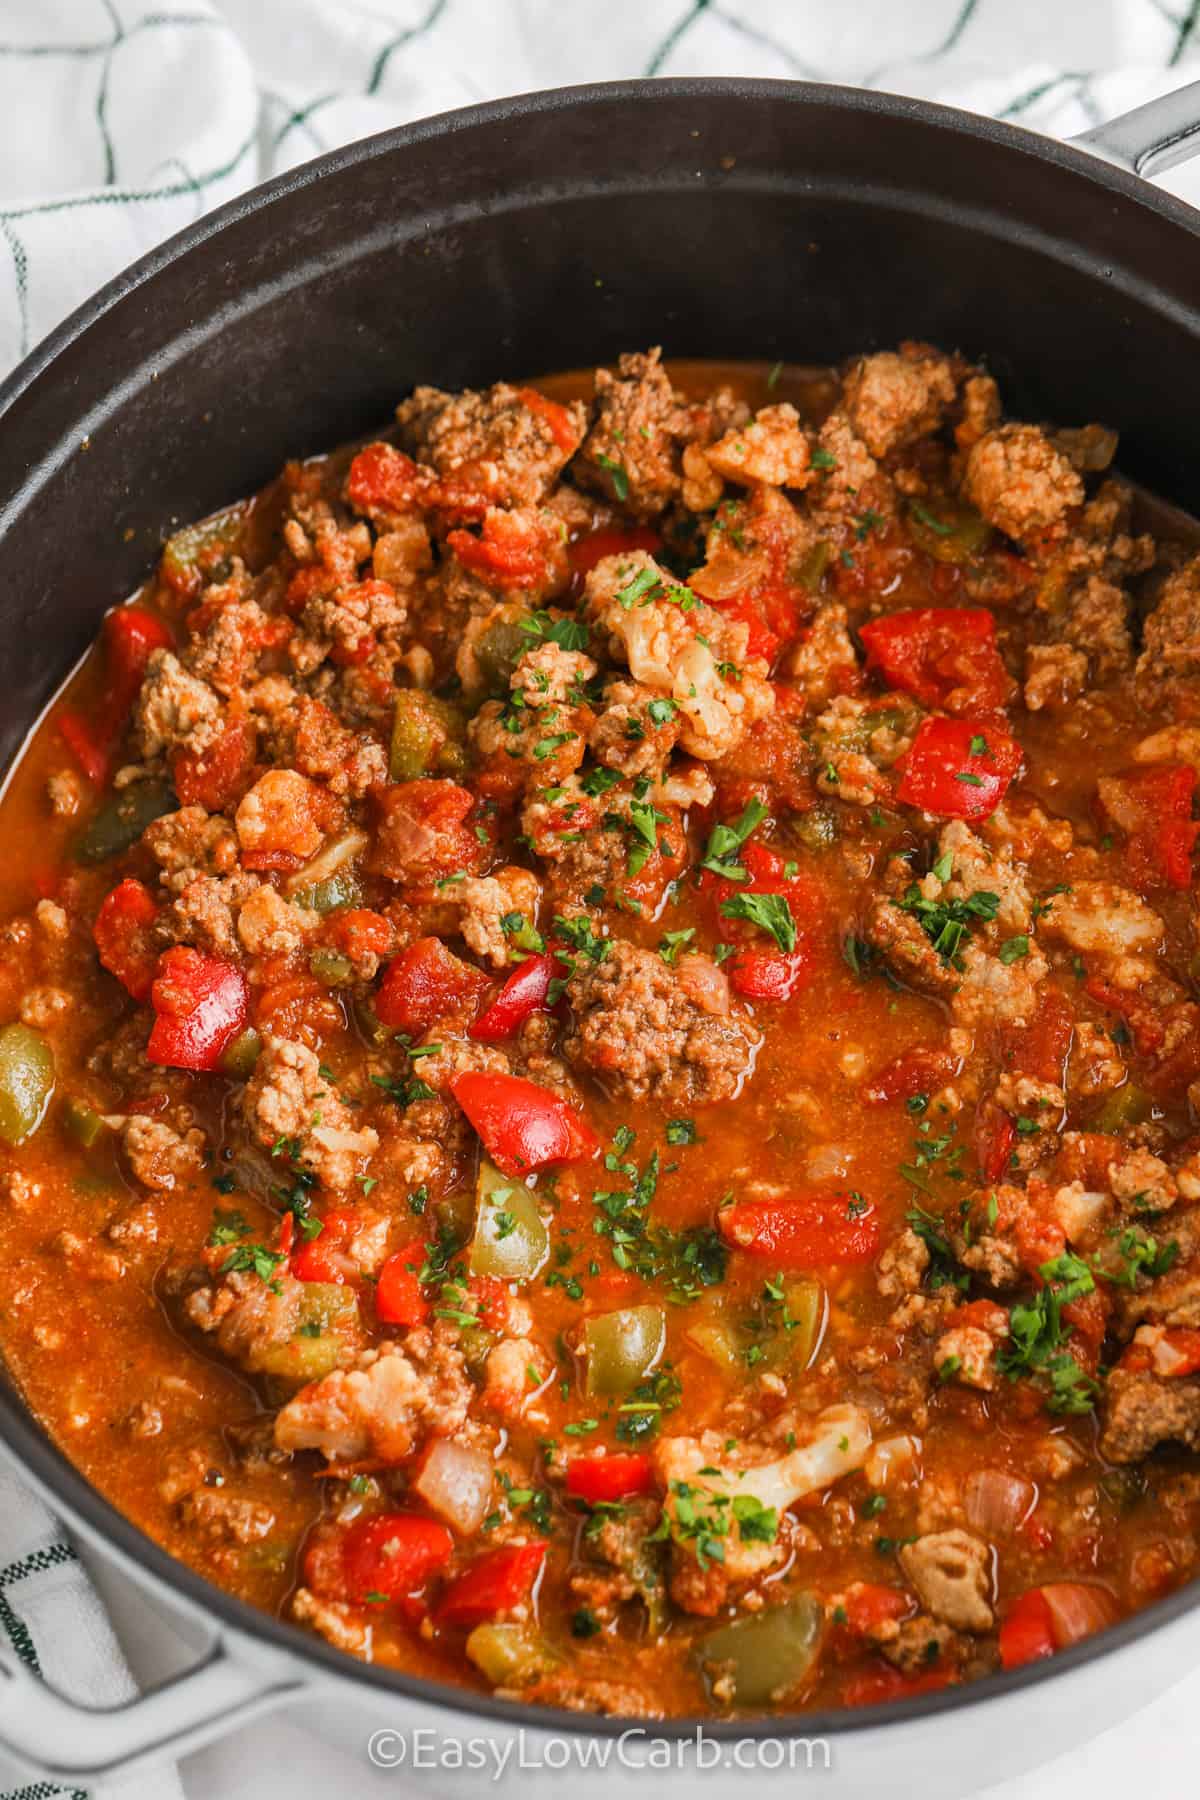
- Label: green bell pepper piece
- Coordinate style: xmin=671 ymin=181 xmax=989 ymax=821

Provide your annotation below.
xmin=219 ymin=1028 xmax=262 ymax=1081
xmin=74 ymin=777 xmax=175 ymax=865
xmin=584 ymin=1305 xmax=667 ymax=1397
xmin=697 ymin=1593 xmax=822 ymax=1707
xmin=0 ymin=1024 xmax=55 ymax=1146
xmin=470 ymin=1159 xmax=549 ymax=1282
xmin=390 ymin=690 xmax=468 ymax=782
xmin=61 ymin=1096 xmax=108 ymax=1149
xmin=466 ymin=1623 xmax=559 ymax=1687
xmin=906 ymin=497 xmax=992 ymax=564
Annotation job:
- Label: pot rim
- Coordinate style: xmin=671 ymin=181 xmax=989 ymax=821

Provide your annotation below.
xmin=1 ymin=73 xmax=1198 ymax=1740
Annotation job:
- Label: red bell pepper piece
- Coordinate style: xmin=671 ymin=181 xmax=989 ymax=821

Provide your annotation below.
xmin=56 ymin=708 xmax=110 ymax=785
xmin=147 ymin=947 xmax=249 ymax=1071
xmin=998 ymin=1588 xmax=1058 ymax=1670
xmin=449 ymin=1070 xmax=599 ymax=1177
xmin=93 ymin=878 xmax=160 ymax=1002
xmin=896 ymin=716 xmax=1022 ymax=821
xmin=435 ymin=1541 xmax=546 ymax=1628
xmin=306 ymin=1513 xmax=454 ymax=1606
xmin=375 ymin=937 xmax=489 ymax=1033
xmin=568 ymin=524 xmax=662 ymax=579
xmin=57 ymin=606 xmax=173 ymax=785
xmin=718 ymin=1189 xmax=880 ymax=1267
xmin=565 ymin=1452 xmax=655 ymax=1505
xmin=104 ymin=606 xmax=173 ymax=716
xmin=860 ymin=606 xmax=1013 ymax=715
xmin=374 ymin=1240 xmax=431 ymax=1328
xmin=835 ymin=1583 xmax=912 ymax=1639
xmin=840 ymin=1664 xmax=954 ymax=1707
xmin=469 ymin=953 xmax=563 ymax=1041
xmin=975 ymin=1100 xmax=1017 ymax=1183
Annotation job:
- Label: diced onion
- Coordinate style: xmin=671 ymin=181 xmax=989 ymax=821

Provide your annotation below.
xmin=1041 ymin=1581 xmax=1117 ymax=1648
xmin=804 ymin=1143 xmax=854 ymax=1182
xmin=412 ymin=1440 xmax=495 ymax=1536
xmin=964 ymin=1469 xmax=1036 ymax=1538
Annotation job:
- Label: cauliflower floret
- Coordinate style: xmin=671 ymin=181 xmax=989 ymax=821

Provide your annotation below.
xmin=583 ymin=552 xmax=773 ymax=762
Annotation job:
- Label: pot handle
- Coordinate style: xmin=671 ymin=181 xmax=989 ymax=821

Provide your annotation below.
xmin=1072 ymin=78 xmax=1200 ymax=177
xmin=0 ymin=1637 xmax=305 ymax=1781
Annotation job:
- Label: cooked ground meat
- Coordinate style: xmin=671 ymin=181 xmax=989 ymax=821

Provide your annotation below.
xmin=564 ymin=941 xmax=757 ymax=1105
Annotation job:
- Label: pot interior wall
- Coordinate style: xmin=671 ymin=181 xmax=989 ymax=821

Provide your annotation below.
xmin=0 ymin=83 xmax=1197 ymax=765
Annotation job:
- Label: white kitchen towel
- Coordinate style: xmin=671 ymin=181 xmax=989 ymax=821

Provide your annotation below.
xmin=1 ymin=4 xmax=1200 ymax=1799
xmin=3 ymin=0 xmax=1200 ymax=376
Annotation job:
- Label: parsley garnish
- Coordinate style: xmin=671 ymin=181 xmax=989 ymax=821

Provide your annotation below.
xmin=719 ymin=890 xmax=797 ymax=953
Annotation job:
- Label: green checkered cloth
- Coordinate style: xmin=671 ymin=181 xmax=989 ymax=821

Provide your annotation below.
xmin=3 ymin=0 xmax=1200 ymax=373
xmin=0 ymin=1467 xmax=182 ymax=1800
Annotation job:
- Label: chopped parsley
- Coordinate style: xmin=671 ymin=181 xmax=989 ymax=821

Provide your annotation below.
xmin=898 ymin=882 xmax=999 ymax=967
xmin=996 ymin=1252 xmax=1100 ymax=1414
xmin=595 ymin=452 xmax=630 ymax=501
xmin=518 ymin=610 xmax=590 ymax=652
xmin=719 ymin=890 xmax=797 ymax=953
xmin=698 ymin=797 xmax=767 ymax=883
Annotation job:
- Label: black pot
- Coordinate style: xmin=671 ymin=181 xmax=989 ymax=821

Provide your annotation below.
xmin=1 ymin=76 xmax=1199 ymax=1791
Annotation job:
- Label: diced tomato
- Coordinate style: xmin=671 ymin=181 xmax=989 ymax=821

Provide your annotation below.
xmin=375 ymin=1240 xmax=430 ymax=1327
xmin=435 ymin=1541 xmax=546 ymax=1628
xmin=1121 ymin=1325 xmax=1200 ymax=1378
xmin=57 ymin=708 xmax=110 ymax=784
xmin=92 ymin=878 xmax=159 ymax=1001
xmin=998 ymin=1587 xmax=1057 ymax=1670
xmin=172 ymin=715 xmax=256 ymax=811
xmin=1100 ymin=763 xmax=1198 ymax=891
xmin=375 ymin=937 xmax=490 ymax=1033
xmin=324 ymin=909 xmax=394 ymax=965
xmin=1005 ymin=988 xmax=1074 ymax=1086
xmin=565 ymin=1453 xmax=655 ymax=1505
xmin=840 ymin=1663 xmax=954 ymax=1707
xmin=707 ymin=582 xmax=807 ymax=667
xmin=860 ymin=606 xmax=1014 ymax=716
xmin=568 ymin=524 xmax=662 ymax=580
xmin=290 ymin=1208 xmax=364 ymax=1285
xmin=1013 ymin=1209 xmax=1067 ymax=1277
xmin=839 ymin=1583 xmax=912 ymax=1637
xmin=449 ymin=1070 xmax=599 ymax=1177
xmin=346 ymin=442 xmax=431 ymax=516
xmin=147 ymin=947 xmax=249 ymax=1072
xmin=306 ymin=1513 xmax=454 ymax=1607
xmin=727 ymin=948 xmax=810 ymax=1001
xmin=718 ymin=1189 xmax=880 ymax=1267
xmin=896 ymin=716 xmax=1022 ymax=821
xmin=369 ymin=780 xmax=488 ymax=883
xmin=975 ymin=1100 xmax=1017 ymax=1183
xmin=1083 ymin=972 xmax=1166 ymax=1057
xmin=446 ymin=510 xmax=558 ymax=588
xmin=946 ymin=1297 xmax=1008 ymax=1334
xmin=469 ymin=953 xmax=564 ymax=1041
xmin=866 ymin=1046 xmax=959 ymax=1104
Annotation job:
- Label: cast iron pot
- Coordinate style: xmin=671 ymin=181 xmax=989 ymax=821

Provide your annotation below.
xmin=1 ymin=75 xmax=1200 ymax=1797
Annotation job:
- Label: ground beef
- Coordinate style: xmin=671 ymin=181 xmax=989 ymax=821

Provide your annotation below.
xmin=1024 ymin=642 xmax=1088 ymax=711
xmin=396 ymin=380 xmax=586 ymax=509
xmin=575 ymin=347 xmax=689 ymax=518
xmin=841 ymin=344 xmax=959 ymax=458
xmin=135 ymin=651 xmax=222 ymax=760
xmin=564 ymin=940 xmax=757 ymax=1106
xmin=588 ymin=679 xmax=682 ymax=778
xmin=784 ymin=603 xmax=861 ymax=708
xmin=1100 ymin=1369 xmax=1200 ymax=1461
xmin=453 ymin=868 xmax=541 ymax=968
xmin=1136 ymin=554 xmax=1200 ymax=701
xmin=963 ymin=424 xmax=1083 ymax=544
xmin=160 ymin=871 xmax=261 ymax=957
xmin=1037 ymin=881 xmax=1165 ymax=956
xmin=179 ymin=1489 xmax=276 ymax=1546
xmin=143 ymin=806 xmax=238 ymax=894
xmin=121 ymin=1116 xmax=205 ymax=1192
